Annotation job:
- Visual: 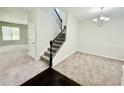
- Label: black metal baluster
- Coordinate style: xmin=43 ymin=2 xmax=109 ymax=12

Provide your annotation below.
xmin=61 ymin=20 xmax=62 ymax=30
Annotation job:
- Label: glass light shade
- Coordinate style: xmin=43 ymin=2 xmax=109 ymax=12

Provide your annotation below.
xmin=105 ymin=17 xmax=110 ymax=21
xmin=99 ymin=16 xmax=106 ymax=20
xmin=93 ymin=18 xmax=98 ymax=22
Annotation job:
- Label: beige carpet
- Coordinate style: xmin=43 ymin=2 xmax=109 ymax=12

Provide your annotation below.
xmin=0 ymin=44 xmax=48 ymax=86
xmin=54 ymin=52 xmax=124 ymax=86
xmin=1 ymin=45 xmax=124 ymax=86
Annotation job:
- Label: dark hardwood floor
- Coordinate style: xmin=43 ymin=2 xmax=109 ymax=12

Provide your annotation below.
xmin=21 ymin=68 xmax=80 ymax=86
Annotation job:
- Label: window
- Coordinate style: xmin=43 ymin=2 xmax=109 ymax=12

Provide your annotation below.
xmin=2 ymin=26 xmax=20 ymax=41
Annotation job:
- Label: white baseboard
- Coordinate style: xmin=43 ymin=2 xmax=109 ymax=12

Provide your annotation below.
xmin=79 ymin=43 xmax=124 ymax=62
xmin=121 ymin=66 xmax=124 ymax=86
xmin=35 ymin=57 xmax=40 ymax=60
xmin=80 ymin=50 xmax=124 ymax=62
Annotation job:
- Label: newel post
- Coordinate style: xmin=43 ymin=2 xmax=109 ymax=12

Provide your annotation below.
xmin=49 ymin=40 xmax=53 ymax=68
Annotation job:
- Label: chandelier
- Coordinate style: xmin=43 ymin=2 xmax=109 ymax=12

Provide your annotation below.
xmin=93 ymin=7 xmax=110 ymax=27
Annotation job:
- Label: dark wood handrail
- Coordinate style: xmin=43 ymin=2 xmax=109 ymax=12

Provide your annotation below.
xmin=54 ymin=9 xmax=63 ymax=30
xmin=52 ymin=26 xmax=66 ymax=43
xmin=54 ymin=9 xmax=62 ymax=22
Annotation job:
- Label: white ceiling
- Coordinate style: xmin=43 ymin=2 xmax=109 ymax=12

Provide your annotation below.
xmin=1 ymin=7 xmax=124 ymax=24
xmin=0 ymin=7 xmax=30 ymax=24
xmin=0 ymin=7 xmax=52 ymax=24
xmin=60 ymin=7 xmax=124 ymax=22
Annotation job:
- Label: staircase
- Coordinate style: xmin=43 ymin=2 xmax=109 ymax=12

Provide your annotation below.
xmin=40 ymin=29 xmax=66 ymax=63
xmin=40 ymin=8 xmax=66 ymax=68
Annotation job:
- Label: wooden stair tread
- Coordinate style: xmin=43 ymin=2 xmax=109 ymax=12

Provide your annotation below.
xmin=41 ymin=55 xmax=49 ymax=62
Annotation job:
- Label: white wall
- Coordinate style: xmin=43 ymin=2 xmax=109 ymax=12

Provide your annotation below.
xmin=79 ymin=17 xmax=124 ymax=61
xmin=35 ymin=9 xmax=61 ymax=59
xmin=53 ymin=14 xmax=79 ymax=65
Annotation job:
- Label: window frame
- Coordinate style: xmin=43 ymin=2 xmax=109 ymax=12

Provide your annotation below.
xmin=2 ymin=26 xmax=20 ymax=41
